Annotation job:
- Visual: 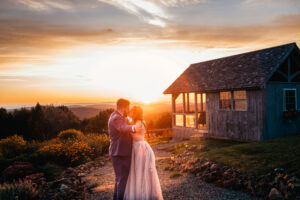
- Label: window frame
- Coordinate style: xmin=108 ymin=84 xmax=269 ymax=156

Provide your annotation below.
xmin=233 ymin=90 xmax=247 ymax=111
xmin=219 ymin=91 xmax=232 ymax=110
xmin=283 ymin=88 xmax=298 ymax=111
xmin=219 ymin=90 xmax=247 ymax=111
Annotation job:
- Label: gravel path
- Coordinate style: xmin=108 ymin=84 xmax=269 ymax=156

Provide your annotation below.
xmin=83 ymin=141 xmax=262 ymax=200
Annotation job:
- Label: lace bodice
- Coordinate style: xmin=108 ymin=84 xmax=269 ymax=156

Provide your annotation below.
xmin=132 ymin=120 xmax=145 ymax=142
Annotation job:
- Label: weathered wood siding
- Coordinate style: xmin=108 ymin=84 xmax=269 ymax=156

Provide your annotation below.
xmin=263 ymin=82 xmax=300 ymax=140
xmin=206 ymin=90 xmax=264 ymax=141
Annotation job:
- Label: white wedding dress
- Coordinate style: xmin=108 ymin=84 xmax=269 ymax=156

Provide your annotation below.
xmin=124 ymin=121 xmax=163 ymax=200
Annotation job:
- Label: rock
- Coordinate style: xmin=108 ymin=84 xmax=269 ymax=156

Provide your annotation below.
xmin=274 ymin=168 xmax=285 ymax=174
xmin=60 ymin=184 xmax=70 ymax=192
xmin=223 ymin=179 xmax=236 ymax=189
xmin=210 ymin=164 xmax=218 ymax=171
xmin=268 ymin=188 xmax=283 ymax=200
xmin=279 ymin=181 xmax=288 ymax=193
xmin=196 ymin=145 xmax=206 ymax=151
xmin=294 ymin=183 xmax=300 ymax=192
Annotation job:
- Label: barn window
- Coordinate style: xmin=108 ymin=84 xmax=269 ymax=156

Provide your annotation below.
xmin=283 ymin=89 xmax=297 ymax=111
xmin=220 ymin=91 xmax=232 ymax=109
xmin=175 ymin=114 xmax=184 ymax=126
xmin=186 ymin=93 xmax=195 ymax=113
xmin=197 ymin=93 xmax=206 ymax=112
xmin=197 ymin=93 xmax=206 ymax=128
xmin=185 ymin=115 xmax=195 ymax=128
xmin=175 ymin=93 xmax=183 ymax=113
xmin=233 ymin=90 xmax=247 ymax=110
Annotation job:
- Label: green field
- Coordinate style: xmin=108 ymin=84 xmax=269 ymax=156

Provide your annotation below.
xmin=168 ymin=135 xmax=300 ymax=175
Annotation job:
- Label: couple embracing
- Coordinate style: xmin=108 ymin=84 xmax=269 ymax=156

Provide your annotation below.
xmin=108 ymin=98 xmax=163 ymax=200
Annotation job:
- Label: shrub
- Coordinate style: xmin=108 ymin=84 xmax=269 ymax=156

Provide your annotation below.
xmin=0 ymin=135 xmax=26 ymax=158
xmin=1 ymin=161 xmax=36 ymax=183
xmin=84 ymin=134 xmax=110 ymax=156
xmin=170 ymin=172 xmax=181 ymax=178
xmin=0 ymin=179 xmax=42 ymax=200
xmin=23 ymin=140 xmax=42 ymax=155
xmin=24 ymin=173 xmax=47 ymax=189
xmin=57 ymin=129 xmax=84 ymax=143
xmin=38 ymin=142 xmax=94 ymax=166
xmin=36 ymin=163 xmax=64 ymax=181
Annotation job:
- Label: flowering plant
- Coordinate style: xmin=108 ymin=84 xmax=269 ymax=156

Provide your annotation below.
xmin=1 ymin=161 xmax=35 ymax=183
xmin=283 ymin=110 xmax=299 ymax=120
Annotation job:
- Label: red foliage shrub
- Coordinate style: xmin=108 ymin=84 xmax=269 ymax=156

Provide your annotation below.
xmin=1 ymin=161 xmax=36 ymax=183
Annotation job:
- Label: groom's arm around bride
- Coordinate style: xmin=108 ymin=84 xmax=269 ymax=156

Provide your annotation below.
xmin=108 ymin=98 xmax=142 ymax=200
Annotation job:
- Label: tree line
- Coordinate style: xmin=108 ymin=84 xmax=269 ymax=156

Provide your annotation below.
xmin=0 ymin=103 xmax=171 ymax=141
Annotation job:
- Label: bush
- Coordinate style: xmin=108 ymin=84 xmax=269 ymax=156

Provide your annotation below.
xmin=1 ymin=161 xmax=36 ymax=183
xmin=0 ymin=179 xmax=43 ymax=200
xmin=0 ymin=135 xmax=26 ymax=158
xmin=38 ymin=142 xmax=94 ymax=166
xmin=57 ymin=129 xmax=84 ymax=143
xmin=36 ymin=163 xmax=64 ymax=181
xmin=23 ymin=140 xmax=42 ymax=155
xmin=24 ymin=173 xmax=47 ymax=189
xmin=84 ymin=134 xmax=110 ymax=156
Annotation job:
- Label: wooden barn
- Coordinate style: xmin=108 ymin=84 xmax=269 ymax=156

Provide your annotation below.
xmin=164 ymin=43 xmax=300 ymax=141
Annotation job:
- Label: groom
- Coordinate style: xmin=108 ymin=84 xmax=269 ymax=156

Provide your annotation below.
xmin=108 ymin=98 xmax=142 ymax=200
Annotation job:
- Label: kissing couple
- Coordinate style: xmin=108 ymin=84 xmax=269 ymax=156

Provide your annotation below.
xmin=108 ymin=98 xmax=163 ymax=200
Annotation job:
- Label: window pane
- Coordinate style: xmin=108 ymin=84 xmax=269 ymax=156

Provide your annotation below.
xmin=234 ymin=100 xmax=247 ymax=110
xmin=175 ymin=94 xmax=183 ymax=113
xmin=197 ymin=93 xmax=206 ymax=112
xmin=197 ymin=94 xmax=201 ymax=111
xmin=175 ymin=114 xmax=184 ymax=126
xmin=203 ymin=93 xmax=206 ymax=111
xmin=197 ymin=112 xmax=206 ymax=129
xmin=187 ymin=93 xmax=195 ymax=113
xmin=284 ymin=89 xmax=296 ymax=111
xmin=234 ymin=90 xmax=246 ymax=99
xmin=220 ymin=100 xmax=232 ymax=109
xmin=186 ymin=115 xmax=195 ymax=128
xmin=220 ymin=91 xmax=231 ymax=100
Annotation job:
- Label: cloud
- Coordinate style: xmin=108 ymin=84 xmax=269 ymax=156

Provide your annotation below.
xmin=0 ymin=18 xmax=122 ymax=66
xmin=158 ymin=0 xmax=208 ymax=7
xmin=0 ymin=0 xmax=299 ymax=66
xmin=98 ymin=0 xmax=170 ymax=27
xmin=16 ymin=0 xmax=73 ymax=11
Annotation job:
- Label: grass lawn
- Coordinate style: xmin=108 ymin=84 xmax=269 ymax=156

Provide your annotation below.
xmin=168 ymin=135 xmax=300 ymax=175
xmin=147 ymin=137 xmax=172 ymax=146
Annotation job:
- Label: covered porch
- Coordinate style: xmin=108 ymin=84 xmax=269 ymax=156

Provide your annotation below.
xmin=171 ymin=92 xmax=208 ymax=138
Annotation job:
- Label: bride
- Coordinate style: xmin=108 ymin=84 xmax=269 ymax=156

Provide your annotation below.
xmin=124 ymin=106 xmax=164 ymax=200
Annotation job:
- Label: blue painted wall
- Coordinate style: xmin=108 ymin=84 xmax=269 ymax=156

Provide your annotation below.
xmin=263 ymin=82 xmax=300 ymax=140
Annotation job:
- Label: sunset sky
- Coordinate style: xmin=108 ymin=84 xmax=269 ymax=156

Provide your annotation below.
xmin=0 ymin=0 xmax=300 ymax=105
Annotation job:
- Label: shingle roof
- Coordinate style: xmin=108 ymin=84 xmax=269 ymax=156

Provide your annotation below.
xmin=164 ymin=43 xmax=298 ymax=94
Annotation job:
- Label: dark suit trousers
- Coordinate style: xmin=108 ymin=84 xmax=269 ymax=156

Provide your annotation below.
xmin=111 ymin=155 xmax=131 ymax=200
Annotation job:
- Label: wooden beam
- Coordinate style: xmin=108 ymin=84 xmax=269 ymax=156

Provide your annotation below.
xmin=200 ymin=93 xmax=203 ymax=112
xmin=290 ymin=70 xmax=300 ymax=81
xmin=187 ymin=93 xmax=190 ymax=113
xmin=195 ymin=93 xmax=198 ymax=129
xmin=183 ymin=93 xmax=186 ymax=127
xmin=171 ymin=94 xmax=176 ymax=127
xmin=288 ymin=57 xmax=291 ymax=82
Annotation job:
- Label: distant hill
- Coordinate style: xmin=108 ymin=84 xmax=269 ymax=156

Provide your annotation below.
xmin=68 ymin=102 xmax=171 ymax=120
xmin=69 ymin=107 xmax=101 ymax=119
xmin=2 ymin=102 xmax=172 ymax=120
xmin=68 ymin=103 xmax=115 ymax=119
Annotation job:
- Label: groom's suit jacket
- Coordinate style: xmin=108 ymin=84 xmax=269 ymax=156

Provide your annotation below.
xmin=108 ymin=110 xmax=134 ymax=157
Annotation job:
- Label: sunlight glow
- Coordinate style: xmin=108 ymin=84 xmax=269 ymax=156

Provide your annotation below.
xmin=0 ymin=43 xmax=251 ymax=105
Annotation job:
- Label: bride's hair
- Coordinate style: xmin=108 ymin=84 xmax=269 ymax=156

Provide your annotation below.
xmin=131 ymin=106 xmax=144 ymax=123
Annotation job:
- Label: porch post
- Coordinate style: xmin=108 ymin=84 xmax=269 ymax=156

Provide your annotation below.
xmin=183 ymin=93 xmax=186 ymax=127
xmin=195 ymin=93 xmax=198 ymax=129
xmin=171 ymin=94 xmax=175 ymax=127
